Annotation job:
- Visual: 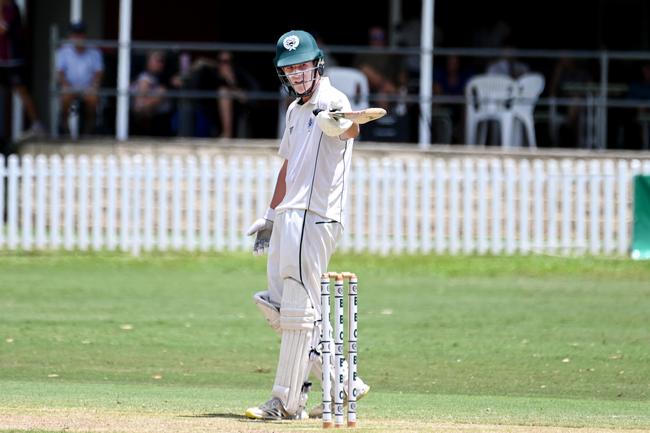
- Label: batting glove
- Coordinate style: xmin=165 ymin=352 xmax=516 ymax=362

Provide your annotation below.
xmin=316 ymin=111 xmax=353 ymax=137
xmin=246 ymin=208 xmax=274 ymax=256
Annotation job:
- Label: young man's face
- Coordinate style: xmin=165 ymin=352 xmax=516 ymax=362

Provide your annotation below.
xmin=282 ymin=61 xmax=316 ymax=95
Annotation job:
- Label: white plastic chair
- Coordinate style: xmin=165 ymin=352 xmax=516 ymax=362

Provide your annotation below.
xmin=513 ymin=73 xmax=545 ymax=147
xmin=465 ymin=74 xmax=516 ymax=147
xmin=326 ymin=66 xmax=369 ymax=111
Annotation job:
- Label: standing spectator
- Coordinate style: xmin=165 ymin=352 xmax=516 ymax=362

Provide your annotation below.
xmin=0 ymin=0 xmax=43 ymax=139
xmin=129 ymin=50 xmax=173 ymax=136
xmin=55 ymin=21 xmax=104 ymax=135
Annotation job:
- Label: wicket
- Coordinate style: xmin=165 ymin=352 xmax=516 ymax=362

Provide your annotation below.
xmin=320 ymin=272 xmax=358 ymax=428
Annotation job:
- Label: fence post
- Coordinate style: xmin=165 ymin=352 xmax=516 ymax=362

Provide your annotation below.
xmin=547 ymin=159 xmax=559 ymax=253
xmin=560 ymin=159 xmax=573 ymax=254
xmin=35 ymin=155 xmax=47 ymax=250
xmin=143 ymin=156 xmax=154 ymax=252
xmin=462 ymin=158 xmax=475 ymax=254
xmin=214 ymin=157 xmax=225 ymax=251
xmin=616 ymin=160 xmax=629 ymax=255
xmin=186 ymin=156 xmax=197 ymax=251
xmin=490 ymin=159 xmax=502 ymax=255
xmin=228 ymin=157 xmax=239 ymax=251
xmin=392 ymin=159 xmax=403 ymax=254
xmin=354 ymin=159 xmax=366 ymax=253
xmin=21 ymin=155 xmax=33 ymax=251
xmin=589 ymin=160 xmax=602 ymax=254
xmin=63 ymin=155 xmax=76 ymax=251
xmin=420 ymin=159 xmax=432 ymax=254
xmin=519 ymin=159 xmax=531 ymax=254
xmin=0 ymin=155 xmax=4 ymax=249
xmin=171 ymin=156 xmax=182 ymax=250
xmin=49 ymin=155 xmax=62 ymax=249
xmin=504 ymin=159 xmax=517 ymax=255
xmin=434 ymin=159 xmax=446 ymax=254
xmin=575 ymin=160 xmax=587 ymax=253
xmin=157 ymin=156 xmax=169 ymax=251
xmin=7 ymin=155 xmax=19 ymax=250
xmin=78 ymin=156 xmax=90 ymax=251
xmin=449 ymin=159 xmax=460 ymax=254
xmin=368 ymin=159 xmax=379 ymax=254
xmin=532 ymin=159 xmax=544 ymax=253
xmin=406 ymin=160 xmax=417 ymax=253
xmin=119 ymin=156 xmax=132 ymax=252
xmin=199 ymin=156 xmax=211 ymax=253
xmin=603 ymin=159 xmax=615 ymax=254
xmin=476 ymin=159 xmax=488 ymax=254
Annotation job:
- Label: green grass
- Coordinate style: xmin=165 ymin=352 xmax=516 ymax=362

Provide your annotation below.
xmin=1 ymin=253 xmax=650 ymax=429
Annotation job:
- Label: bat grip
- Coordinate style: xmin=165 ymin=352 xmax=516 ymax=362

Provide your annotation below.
xmin=313 ymin=108 xmax=340 ymax=117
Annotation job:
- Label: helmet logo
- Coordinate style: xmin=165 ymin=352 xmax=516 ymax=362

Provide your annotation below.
xmin=283 ymin=35 xmax=300 ymax=51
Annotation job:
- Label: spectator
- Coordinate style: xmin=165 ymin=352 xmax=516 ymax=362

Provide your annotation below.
xmin=626 ymin=63 xmax=650 ymax=148
xmin=433 ymin=55 xmax=473 ymax=143
xmin=55 ymin=21 xmax=104 ymax=135
xmin=129 ymin=50 xmax=173 ymax=136
xmin=354 ymin=25 xmax=407 ymax=109
xmin=0 ymin=0 xmax=43 ymax=139
xmin=549 ymin=56 xmax=592 ymax=146
xmin=486 ymin=45 xmax=530 ymax=79
xmin=184 ymin=50 xmax=259 ymax=138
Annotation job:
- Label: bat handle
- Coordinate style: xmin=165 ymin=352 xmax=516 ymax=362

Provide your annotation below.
xmin=312 ymin=108 xmax=324 ymax=116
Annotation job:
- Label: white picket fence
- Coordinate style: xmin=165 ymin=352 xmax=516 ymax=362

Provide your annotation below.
xmin=1 ymin=153 xmax=649 ymax=256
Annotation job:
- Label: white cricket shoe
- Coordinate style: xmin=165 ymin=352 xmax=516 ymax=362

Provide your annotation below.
xmin=245 ymin=397 xmax=307 ymax=420
xmin=308 ymin=382 xmax=370 ymax=419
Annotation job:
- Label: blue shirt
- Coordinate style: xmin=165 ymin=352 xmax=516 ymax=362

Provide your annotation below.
xmin=56 ymin=44 xmax=104 ymax=90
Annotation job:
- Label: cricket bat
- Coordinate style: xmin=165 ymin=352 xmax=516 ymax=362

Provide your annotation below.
xmin=313 ymin=107 xmax=387 ymax=124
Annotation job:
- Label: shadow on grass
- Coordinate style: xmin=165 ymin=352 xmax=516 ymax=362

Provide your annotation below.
xmin=180 ymin=412 xmax=248 ymax=420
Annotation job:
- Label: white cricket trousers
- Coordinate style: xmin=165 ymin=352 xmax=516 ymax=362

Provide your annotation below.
xmin=267 ymin=209 xmax=342 ymax=316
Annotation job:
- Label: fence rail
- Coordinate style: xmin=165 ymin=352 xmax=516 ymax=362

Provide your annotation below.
xmin=1 ymin=154 xmax=649 ymax=256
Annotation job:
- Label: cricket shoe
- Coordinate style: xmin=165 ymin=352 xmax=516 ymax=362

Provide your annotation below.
xmin=308 ymin=382 xmax=370 ymax=418
xmin=245 ymin=397 xmax=307 ymax=420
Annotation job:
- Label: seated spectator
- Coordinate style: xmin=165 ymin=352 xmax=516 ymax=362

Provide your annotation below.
xmin=354 ymin=25 xmax=407 ymax=109
xmin=55 ymin=21 xmax=104 ymax=135
xmin=184 ymin=50 xmax=259 ymax=138
xmin=130 ymin=50 xmax=173 ymax=136
xmin=0 ymin=0 xmax=44 ymax=138
xmin=486 ymin=45 xmax=529 ymax=79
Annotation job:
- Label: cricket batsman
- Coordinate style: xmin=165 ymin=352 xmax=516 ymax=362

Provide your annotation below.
xmin=245 ymin=30 xmax=369 ymax=420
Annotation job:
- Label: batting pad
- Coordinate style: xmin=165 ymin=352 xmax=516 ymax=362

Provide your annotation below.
xmin=253 ymin=291 xmax=281 ymax=334
xmin=310 ymin=339 xmax=349 ymax=394
xmin=272 ymin=278 xmax=317 ymax=415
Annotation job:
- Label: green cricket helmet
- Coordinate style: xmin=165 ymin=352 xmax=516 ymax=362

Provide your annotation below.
xmin=274 ymin=30 xmax=324 ymax=98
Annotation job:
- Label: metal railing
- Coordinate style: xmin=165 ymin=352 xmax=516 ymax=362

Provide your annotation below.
xmin=48 ymin=29 xmax=650 ymax=149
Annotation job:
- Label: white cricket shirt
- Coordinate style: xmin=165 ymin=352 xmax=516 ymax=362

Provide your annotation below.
xmin=276 ymin=77 xmax=354 ymax=226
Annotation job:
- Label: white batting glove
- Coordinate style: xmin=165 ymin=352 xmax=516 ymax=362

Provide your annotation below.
xmin=316 ymin=111 xmax=353 ymax=137
xmin=246 ymin=208 xmax=274 ymax=256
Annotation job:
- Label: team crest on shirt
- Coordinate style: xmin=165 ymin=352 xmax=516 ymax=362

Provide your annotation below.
xmin=283 ymin=35 xmax=300 ymax=51
xmin=308 ymin=117 xmax=314 ymax=129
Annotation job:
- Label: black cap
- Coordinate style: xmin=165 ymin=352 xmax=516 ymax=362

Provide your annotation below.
xmin=69 ymin=21 xmax=86 ymax=34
